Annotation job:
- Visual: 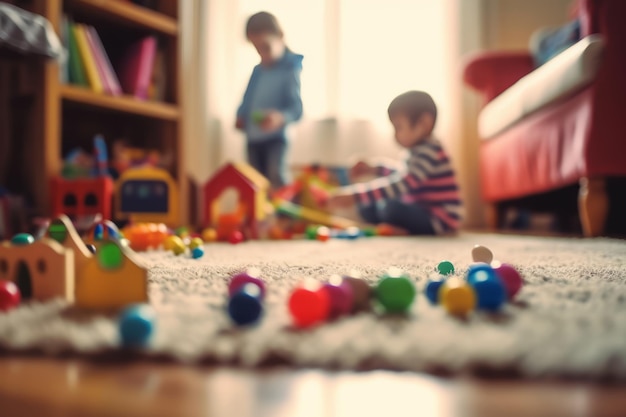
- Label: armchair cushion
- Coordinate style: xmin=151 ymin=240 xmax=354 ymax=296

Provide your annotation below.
xmin=478 ymin=35 xmax=604 ymax=139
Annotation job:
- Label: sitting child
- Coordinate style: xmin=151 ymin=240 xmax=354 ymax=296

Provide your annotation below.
xmin=326 ymin=90 xmax=463 ymax=235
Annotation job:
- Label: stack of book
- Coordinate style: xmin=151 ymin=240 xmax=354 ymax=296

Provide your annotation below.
xmin=61 ymin=17 xmax=161 ymax=100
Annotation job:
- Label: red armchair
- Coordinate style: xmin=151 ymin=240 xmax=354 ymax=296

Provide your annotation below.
xmin=463 ymin=0 xmax=626 ymax=236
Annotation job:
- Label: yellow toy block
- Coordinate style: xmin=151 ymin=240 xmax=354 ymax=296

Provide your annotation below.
xmin=0 ymin=238 xmax=75 ymax=303
xmin=75 ymin=239 xmax=149 ymax=310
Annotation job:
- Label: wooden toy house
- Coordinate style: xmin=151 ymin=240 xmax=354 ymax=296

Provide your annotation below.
xmin=50 ymin=176 xmax=114 ymax=221
xmin=202 ymin=162 xmax=270 ymax=240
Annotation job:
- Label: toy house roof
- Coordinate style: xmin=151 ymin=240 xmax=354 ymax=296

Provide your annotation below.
xmin=205 ymin=162 xmax=269 ymax=190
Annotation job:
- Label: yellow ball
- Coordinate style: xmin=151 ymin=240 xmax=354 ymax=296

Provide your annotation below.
xmin=164 ymin=235 xmax=184 ymax=251
xmin=172 ymin=241 xmax=187 ymax=256
xmin=439 ymin=277 xmax=476 ymax=316
xmin=189 ymin=237 xmax=204 ymax=250
xmin=202 ymin=228 xmax=218 ymax=242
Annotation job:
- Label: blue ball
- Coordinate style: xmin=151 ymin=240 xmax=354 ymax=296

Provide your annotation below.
xmin=470 ymin=276 xmax=506 ymax=311
xmin=466 ymin=263 xmax=497 ymax=285
xmin=425 ymin=278 xmax=445 ymax=304
xmin=228 ymin=283 xmax=263 ymax=325
xmin=119 ymin=304 xmax=155 ymax=347
xmin=191 ymin=247 xmax=204 ymax=259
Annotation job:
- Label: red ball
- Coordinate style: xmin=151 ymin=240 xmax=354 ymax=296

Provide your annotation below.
xmin=493 ymin=262 xmax=523 ymax=299
xmin=229 ymin=268 xmax=266 ymax=298
xmin=228 ymin=230 xmax=244 ymax=244
xmin=316 ymin=226 xmax=330 ymax=242
xmin=0 ymin=281 xmax=21 ymax=312
xmin=288 ymin=280 xmax=330 ymax=328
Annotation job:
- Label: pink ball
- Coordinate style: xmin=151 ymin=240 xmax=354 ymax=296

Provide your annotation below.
xmin=229 ymin=269 xmax=266 ymax=298
xmin=0 ymin=281 xmax=21 ymax=312
xmin=322 ymin=275 xmax=354 ymax=318
xmin=493 ymin=262 xmax=523 ymax=299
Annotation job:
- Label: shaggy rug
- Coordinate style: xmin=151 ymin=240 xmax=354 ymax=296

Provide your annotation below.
xmin=1 ymin=232 xmax=625 ymax=379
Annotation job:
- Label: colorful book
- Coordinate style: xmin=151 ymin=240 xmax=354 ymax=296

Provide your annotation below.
xmin=59 ymin=15 xmax=70 ymax=84
xmin=116 ymin=36 xmax=157 ymax=99
xmin=66 ymin=21 xmax=88 ymax=87
xmin=83 ymin=25 xmax=111 ymax=94
xmin=85 ymin=25 xmax=122 ymax=96
xmin=72 ymin=23 xmax=104 ymax=93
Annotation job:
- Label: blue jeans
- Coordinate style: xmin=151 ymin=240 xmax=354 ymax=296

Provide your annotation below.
xmin=247 ymin=138 xmax=290 ymax=189
xmin=359 ymin=199 xmax=435 ymax=235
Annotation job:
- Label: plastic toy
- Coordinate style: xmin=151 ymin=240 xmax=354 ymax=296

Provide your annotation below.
xmin=228 ymin=269 xmax=266 ymax=298
xmin=122 ymin=223 xmax=171 ymax=251
xmin=0 ymin=281 xmax=21 ymax=311
xmin=470 ymin=273 xmax=506 ymax=311
xmin=341 ymin=273 xmax=372 ymax=312
xmin=471 ymin=244 xmax=493 ymax=263
xmin=273 ymin=165 xmax=336 ymax=212
xmin=203 ymin=162 xmax=270 ymax=240
xmin=375 ymin=268 xmax=415 ymax=313
xmin=0 ymin=233 xmax=75 ymax=303
xmin=439 ymin=277 xmax=476 ymax=316
xmin=50 ymin=176 xmax=114 ymax=222
xmin=228 ymin=230 xmax=244 ymax=244
xmin=316 ymin=226 xmax=331 ymax=242
xmin=201 ymin=228 xmax=218 ymax=242
xmin=492 ymin=261 xmax=523 ymax=299
xmin=119 ymin=304 xmax=155 ymax=347
xmin=189 ymin=237 xmax=203 ymax=250
xmin=425 ymin=276 xmax=446 ymax=304
xmin=436 ymin=260 xmax=455 ymax=275
xmin=274 ymin=200 xmax=359 ymax=229
xmin=191 ymin=247 xmax=204 ymax=259
xmin=115 ymin=166 xmax=180 ymax=227
xmin=322 ymin=275 xmax=354 ymax=318
xmin=228 ymin=283 xmax=263 ymax=326
xmin=288 ymin=279 xmax=330 ymax=328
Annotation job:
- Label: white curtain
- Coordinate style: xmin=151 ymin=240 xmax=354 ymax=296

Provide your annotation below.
xmin=183 ymin=0 xmax=488 ymax=228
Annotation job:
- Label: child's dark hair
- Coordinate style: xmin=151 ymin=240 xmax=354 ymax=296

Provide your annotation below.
xmin=388 ymin=91 xmax=437 ymax=126
xmin=246 ymin=11 xmax=283 ymax=38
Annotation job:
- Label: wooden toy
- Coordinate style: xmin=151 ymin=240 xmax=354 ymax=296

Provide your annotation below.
xmin=375 ymin=268 xmax=415 ymax=313
xmin=50 ymin=176 xmax=114 ymax=222
xmin=0 ymin=281 xmax=21 ymax=311
xmin=77 ymin=238 xmax=149 ymax=309
xmin=202 ymin=162 xmax=270 ymax=240
xmin=115 ymin=166 xmax=179 ymax=227
xmin=0 ymin=234 xmax=75 ymax=303
xmin=322 ymin=275 xmax=354 ymax=319
xmin=228 ymin=283 xmax=263 ymax=326
xmin=119 ymin=304 xmax=155 ymax=347
xmin=471 ymin=244 xmax=493 ymax=263
xmin=45 ymin=215 xmax=93 ymax=275
xmin=288 ymin=279 xmax=330 ymax=328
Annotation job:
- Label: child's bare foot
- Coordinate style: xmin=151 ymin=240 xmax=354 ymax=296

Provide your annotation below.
xmin=376 ymin=223 xmax=410 ymax=236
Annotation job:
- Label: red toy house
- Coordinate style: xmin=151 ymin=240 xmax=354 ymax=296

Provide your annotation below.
xmin=50 ymin=177 xmax=114 ymax=221
xmin=202 ymin=162 xmax=269 ymax=240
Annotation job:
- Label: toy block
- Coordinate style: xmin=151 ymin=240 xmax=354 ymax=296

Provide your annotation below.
xmin=51 ymin=176 xmax=114 ymax=220
xmin=0 ymin=238 xmax=75 ymax=303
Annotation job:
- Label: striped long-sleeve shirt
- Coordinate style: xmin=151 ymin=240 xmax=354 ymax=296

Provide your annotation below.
xmin=345 ymin=137 xmax=463 ymax=234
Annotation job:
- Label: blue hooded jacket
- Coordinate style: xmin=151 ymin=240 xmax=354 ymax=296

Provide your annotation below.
xmin=237 ymin=49 xmax=303 ymax=143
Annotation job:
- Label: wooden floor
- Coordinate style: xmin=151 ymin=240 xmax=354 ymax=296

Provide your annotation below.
xmin=0 ymin=356 xmax=625 ymax=417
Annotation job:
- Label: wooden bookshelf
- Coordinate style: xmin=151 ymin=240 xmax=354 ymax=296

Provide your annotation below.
xmin=23 ymin=0 xmax=186 ymax=225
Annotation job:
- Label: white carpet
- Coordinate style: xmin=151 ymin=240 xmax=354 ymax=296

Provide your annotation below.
xmin=1 ymin=233 xmax=625 ymax=379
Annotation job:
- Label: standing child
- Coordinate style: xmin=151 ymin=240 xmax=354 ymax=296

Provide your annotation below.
xmin=326 ymin=91 xmax=462 ymax=235
xmin=236 ymin=11 xmax=303 ymax=190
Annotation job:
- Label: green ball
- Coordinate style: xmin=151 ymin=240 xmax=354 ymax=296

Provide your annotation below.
xmin=362 ymin=227 xmax=377 ymax=237
xmin=11 ymin=233 xmax=34 ymax=245
xmin=376 ymin=269 xmax=416 ymax=313
xmin=305 ymin=225 xmax=319 ymax=240
xmin=437 ymin=260 xmax=455 ymax=275
xmin=98 ymin=242 xmax=124 ymax=269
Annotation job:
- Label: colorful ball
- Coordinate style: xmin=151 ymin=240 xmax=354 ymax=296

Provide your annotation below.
xmin=342 ymin=273 xmax=372 ymax=312
xmin=316 ymin=226 xmax=330 ymax=242
xmin=439 ymin=278 xmax=476 ymax=316
xmin=362 ymin=227 xmax=377 ymax=237
xmin=322 ymin=275 xmax=354 ymax=318
xmin=11 ymin=233 xmax=34 ymax=245
xmin=470 ymin=275 xmax=506 ymax=311
xmin=171 ymin=240 xmax=186 ymax=256
xmin=228 ymin=231 xmax=245 ymax=244
xmin=164 ymin=235 xmax=184 ymax=251
xmin=471 ymin=244 xmax=493 ymax=263
xmin=492 ymin=262 xmax=523 ymax=300
xmin=425 ymin=277 xmax=446 ymax=304
xmin=189 ymin=237 xmax=204 ymax=250
xmin=229 ymin=269 xmax=266 ymax=298
xmin=119 ymin=304 xmax=155 ymax=348
xmin=375 ymin=268 xmax=416 ymax=313
xmin=466 ymin=263 xmax=496 ymax=285
xmin=0 ymin=281 xmax=21 ymax=312
xmin=436 ymin=260 xmax=455 ymax=275
xmin=228 ymin=283 xmax=263 ymax=325
xmin=202 ymin=228 xmax=218 ymax=242
xmin=191 ymin=247 xmax=204 ymax=259
xmin=305 ymin=225 xmax=320 ymax=240
xmin=288 ymin=280 xmax=330 ymax=328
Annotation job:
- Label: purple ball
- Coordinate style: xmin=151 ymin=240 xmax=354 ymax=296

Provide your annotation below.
xmin=323 ymin=275 xmax=354 ymax=318
xmin=492 ymin=262 xmax=523 ymax=300
xmin=228 ymin=268 xmax=266 ymax=299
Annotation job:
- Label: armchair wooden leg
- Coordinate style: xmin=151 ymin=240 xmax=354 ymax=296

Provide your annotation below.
xmin=578 ymin=177 xmax=608 ymax=237
xmin=485 ymin=203 xmax=506 ymax=231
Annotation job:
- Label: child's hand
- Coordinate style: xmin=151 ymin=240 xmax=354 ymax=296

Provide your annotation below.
xmin=235 ymin=117 xmax=245 ymax=130
xmin=260 ymin=110 xmax=284 ymax=132
xmin=350 ymin=161 xmax=374 ymax=179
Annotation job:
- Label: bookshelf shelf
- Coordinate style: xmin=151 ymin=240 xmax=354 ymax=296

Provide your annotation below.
xmin=60 ymin=85 xmax=179 ymax=120
xmin=64 ymin=0 xmax=178 ymax=36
